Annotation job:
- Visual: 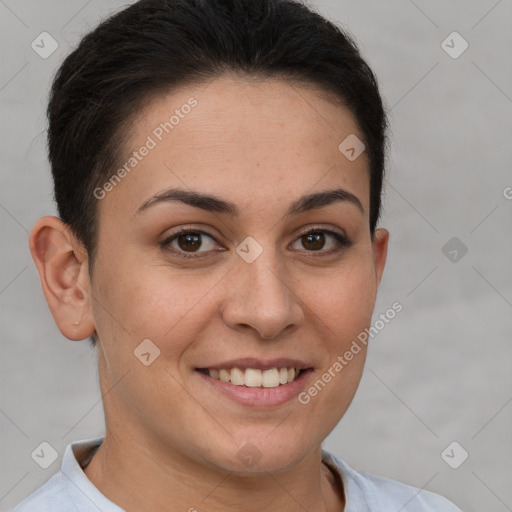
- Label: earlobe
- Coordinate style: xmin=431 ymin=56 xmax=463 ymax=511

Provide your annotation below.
xmin=29 ymin=216 xmax=96 ymax=341
xmin=372 ymin=228 xmax=389 ymax=288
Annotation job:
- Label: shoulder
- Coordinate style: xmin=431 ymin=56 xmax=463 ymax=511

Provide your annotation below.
xmin=9 ymin=437 xmax=108 ymax=512
xmin=323 ymin=451 xmax=462 ymax=512
xmin=9 ymin=472 xmax=75 ymax=512
xmin=351 ymin=469 xmax=462 ymax=511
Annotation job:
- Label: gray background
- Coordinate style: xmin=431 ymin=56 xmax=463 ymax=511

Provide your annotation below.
xmin=1 ymin=0 xmax=511 ymax=510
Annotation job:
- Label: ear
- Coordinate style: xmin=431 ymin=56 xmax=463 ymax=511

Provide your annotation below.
xmin=372 ymin=228 xmax=389 ymax=288
xmin=29 ymin=216 xmax=96 ymax=341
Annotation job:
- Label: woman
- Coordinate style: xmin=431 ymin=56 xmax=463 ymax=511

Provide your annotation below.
xmin=12 ymin=0 xmax=461 ymax=510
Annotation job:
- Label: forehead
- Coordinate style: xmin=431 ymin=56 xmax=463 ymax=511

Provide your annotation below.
xmin=97 ymin=76 xmax=370 ymax=223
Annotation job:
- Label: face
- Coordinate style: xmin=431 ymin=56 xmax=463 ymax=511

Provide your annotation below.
xmin=77 ymin=76 xmax=387 ymax=472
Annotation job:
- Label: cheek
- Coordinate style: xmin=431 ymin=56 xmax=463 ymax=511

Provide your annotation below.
xmin=296 ymin=258 xmax=377 ymax=340
xmin=91 ymin=259 xmax=223 ymax=355
xmin=295 ymin=262 xmax=374 ymax=429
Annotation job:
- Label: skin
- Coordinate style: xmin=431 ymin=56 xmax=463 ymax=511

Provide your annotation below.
xmin=30 ymin=76 xmax=388 ymax=512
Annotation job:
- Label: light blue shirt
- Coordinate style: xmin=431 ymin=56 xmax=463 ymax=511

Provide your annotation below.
xmin=10 ymin=437 xmax=461 ymax=511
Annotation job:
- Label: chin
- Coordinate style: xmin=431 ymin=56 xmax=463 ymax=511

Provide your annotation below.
xmin=203 ymin=434 xmax=317 ymax=475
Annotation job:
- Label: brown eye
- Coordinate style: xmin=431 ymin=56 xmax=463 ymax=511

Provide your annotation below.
xmin=301 ymin=232 xmax=326 ymax=251
xmin=176 ymin=232 xmax=202 ymax=252
xmin=161 ymin=229 xmax=219 ymax=258
xmin=291 ymin=228 xmax=351 ymax=255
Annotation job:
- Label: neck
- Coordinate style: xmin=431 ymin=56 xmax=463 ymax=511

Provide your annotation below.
xmin=83 ymin=431 xmax=345 ymax=512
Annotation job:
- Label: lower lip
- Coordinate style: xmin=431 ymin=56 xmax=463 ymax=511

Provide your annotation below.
xmin=196 ymin=369 xmax=313 ymax=407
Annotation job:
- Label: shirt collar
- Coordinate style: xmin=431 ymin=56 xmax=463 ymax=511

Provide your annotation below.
xmin=61 ymin=436 xmax=124 ymax=511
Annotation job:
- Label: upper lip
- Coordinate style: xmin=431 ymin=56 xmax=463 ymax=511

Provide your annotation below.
xmin=197 ymin=357 xmax=313 ymax=371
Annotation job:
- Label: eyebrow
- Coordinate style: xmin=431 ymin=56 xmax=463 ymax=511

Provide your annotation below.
xmin=135 ymin=187 xmax=364 ymax=217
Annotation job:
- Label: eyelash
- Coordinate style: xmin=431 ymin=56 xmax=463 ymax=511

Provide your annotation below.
xmin=159 ymin=226 xmax=352 ymax=260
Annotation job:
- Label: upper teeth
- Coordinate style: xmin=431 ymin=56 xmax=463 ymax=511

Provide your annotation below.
xmin=208 ymin=368 xmax=299 ymax=388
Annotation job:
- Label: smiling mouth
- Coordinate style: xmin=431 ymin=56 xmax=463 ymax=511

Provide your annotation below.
xmin=196 ymin=367 xmax=310 ymax=388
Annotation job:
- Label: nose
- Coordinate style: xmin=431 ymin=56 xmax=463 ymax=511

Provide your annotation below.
xmin=221 ymin=249 xmax=304 ymax=340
